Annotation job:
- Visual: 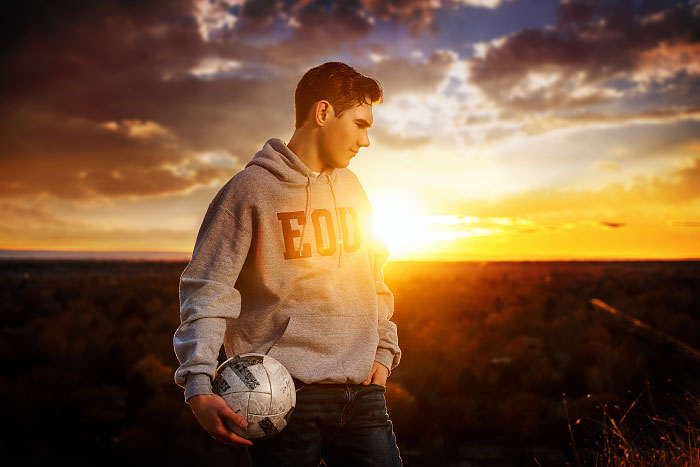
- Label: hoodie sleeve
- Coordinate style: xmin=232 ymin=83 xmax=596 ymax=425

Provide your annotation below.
xmin=370 ymin=220 xmax=402 ymax=376
xmin=173 ymin=193 xmax=253 ymax=401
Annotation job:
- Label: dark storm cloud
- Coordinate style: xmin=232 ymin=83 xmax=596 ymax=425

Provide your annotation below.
xmin=468 ymin=0 xmax=700 ymax=111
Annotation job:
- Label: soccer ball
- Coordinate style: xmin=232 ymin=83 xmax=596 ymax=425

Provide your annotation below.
xmin=212 ymin=353 xmax=296 ymax=440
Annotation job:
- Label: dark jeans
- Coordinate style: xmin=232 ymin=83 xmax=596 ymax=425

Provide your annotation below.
xmin=247 ymin=382 xmax=403 ymax=466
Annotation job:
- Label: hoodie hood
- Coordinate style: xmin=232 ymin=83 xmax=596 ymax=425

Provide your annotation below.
xmin=246 ymin=138 xmax=344 ymax=267
xmin=245 ymin=138 xmax=338 ymax=185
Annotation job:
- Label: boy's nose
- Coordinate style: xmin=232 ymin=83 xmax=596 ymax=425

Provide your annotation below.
xmin=359 ymin=133 xmax=370 ymax=148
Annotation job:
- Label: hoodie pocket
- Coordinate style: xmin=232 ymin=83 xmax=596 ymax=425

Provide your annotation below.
xmin=266 ymin=313 xmax=378 ymax=383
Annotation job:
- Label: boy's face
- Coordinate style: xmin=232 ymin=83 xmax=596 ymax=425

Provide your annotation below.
xmin=318 ymin=101 xmax=373 ymax=171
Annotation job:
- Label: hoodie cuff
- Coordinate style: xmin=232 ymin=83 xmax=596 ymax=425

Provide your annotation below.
xmin=184 ymin=373 xmax=214 ymax=402
xmin=374 ymin=348 xmax=396 ymax=376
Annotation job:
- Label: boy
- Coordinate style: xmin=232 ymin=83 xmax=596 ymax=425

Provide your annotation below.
xmin=174 ymin=62 xmax=402 ymax=466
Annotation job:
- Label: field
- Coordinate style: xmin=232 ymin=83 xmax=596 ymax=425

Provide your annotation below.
xmin=1 ymin=260 xmax=699 ymax=466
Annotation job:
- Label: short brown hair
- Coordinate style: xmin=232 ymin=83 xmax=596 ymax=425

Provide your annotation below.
xmin=294 ymin=62 xmax=382 ymax=128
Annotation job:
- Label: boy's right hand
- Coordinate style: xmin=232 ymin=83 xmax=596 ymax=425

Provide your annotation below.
xmin=188 ymin=394 xmax=253 ymax=447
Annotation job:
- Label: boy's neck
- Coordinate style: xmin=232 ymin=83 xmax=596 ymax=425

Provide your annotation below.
xmin=287 ymin=128 xmax=326 ymax=173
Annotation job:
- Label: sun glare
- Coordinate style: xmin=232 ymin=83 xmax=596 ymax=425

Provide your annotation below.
xmin=370 ymin=192 xmax=501 ymax=260
xmin=371 ymin=193 xmax=419 ymax=257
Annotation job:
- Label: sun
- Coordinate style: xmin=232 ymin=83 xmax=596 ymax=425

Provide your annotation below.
xmin=370 ymin=192 xmax=421 ymax=258
xmin=369 ymin=191 xmax=497 ymax=260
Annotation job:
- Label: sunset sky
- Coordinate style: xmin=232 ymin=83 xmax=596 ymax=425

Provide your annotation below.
xmin=2 ymin=0 xmax=699 ymax=261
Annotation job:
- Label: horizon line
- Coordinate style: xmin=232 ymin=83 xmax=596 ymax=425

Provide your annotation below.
xmin=0 ymin=249 xmax=698 ymax=262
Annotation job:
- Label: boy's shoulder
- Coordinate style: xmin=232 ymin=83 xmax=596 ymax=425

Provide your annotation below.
xmin=337 ymin=167 xmax=360 ymax=183
xmin=208 ymin=166 xmax=263 ymax=210
xmin=336 ymin=167 xmax=370 ymax=200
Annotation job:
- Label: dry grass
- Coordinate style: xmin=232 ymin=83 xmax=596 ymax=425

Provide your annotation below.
xmin=560 ymin=389 xmax=700 ymax=466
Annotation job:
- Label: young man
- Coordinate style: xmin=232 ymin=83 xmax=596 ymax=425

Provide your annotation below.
xmin=173 ymin=62 xmax=402 ymax=466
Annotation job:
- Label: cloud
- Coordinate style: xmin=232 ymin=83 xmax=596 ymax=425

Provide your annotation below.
xmin=358 ymin=0 xmax=514 ymax=33
xmin=256 ymin=2 xmax=374 ymax=65
xmin=519 ymin=106 xmax=700 ymax=136
xmin=0 ymin=107 xmax=239 ymax=200
xmin=192 ymin=0 xmax=515 ymax=45
xmin=0 ymin=0 xmax=472 ymax=202
xmin=457 ymin=105 xmax=700 ymax=147
xmin=0 ymin=1 xmax=309 ymax=200
xmin=369 ymin=126 xmax=433 ymax=150
xmin=3 ymin=0 xmax=470 ymax=202
xmin=365 ymin=50 xmax=458 ymax=96
xmin=0 ymin=203 xmax=195 ymax=250
xmin=467 ymin=1 xmax=700 ymax=111
xmin=599 ymin=221 xmax=626 ymax=228
xmin=101 ymin=119 xmax=174 ymax=139
xmin=193 ymin=0 xmax=243 ymax=41
xmin=596 ymin=161 xmax=621 ymax=172
xmin=632 ymin=40 xmax=700 ymax=90
xmin=669 ymin=221 xmax=700 ymax=227
xmin=452 ymin=156 xmax=700 ymax=220
xmin=0 ymin=201 xmax=68 ymax=227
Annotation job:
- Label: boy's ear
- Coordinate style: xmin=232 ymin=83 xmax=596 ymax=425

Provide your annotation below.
xmin=314 ymin=100 xmax=333 ymax=126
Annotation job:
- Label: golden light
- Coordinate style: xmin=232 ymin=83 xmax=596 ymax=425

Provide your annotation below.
xmin=371 ymin=192 xmax=418 ymax=257
xmin=370 ymin=192 xmax=497 ymax=259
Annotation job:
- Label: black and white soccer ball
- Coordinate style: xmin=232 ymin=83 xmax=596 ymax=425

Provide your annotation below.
xmin=212 ymin=353 xmax=296 ymax=440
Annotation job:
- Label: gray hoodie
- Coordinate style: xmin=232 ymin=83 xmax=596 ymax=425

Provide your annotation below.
xmin=173 ymin=138 xmax=401 ymax=401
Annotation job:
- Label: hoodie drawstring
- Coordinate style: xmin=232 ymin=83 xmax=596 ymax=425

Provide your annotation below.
xmin=327 ymin=173 xmax=343 ymax=268
xmin=300 ymin=173 xmax=312 ymax=254
xmin=300 ymin=172 xmax=343 ymax=268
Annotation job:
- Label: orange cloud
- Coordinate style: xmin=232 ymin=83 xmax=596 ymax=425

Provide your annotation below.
xmin=634 ymin=41 xmax=700 ymax=87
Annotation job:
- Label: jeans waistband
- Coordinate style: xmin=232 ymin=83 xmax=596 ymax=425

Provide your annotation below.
xmin=291 ymin=378 xmax=381 ymax=392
